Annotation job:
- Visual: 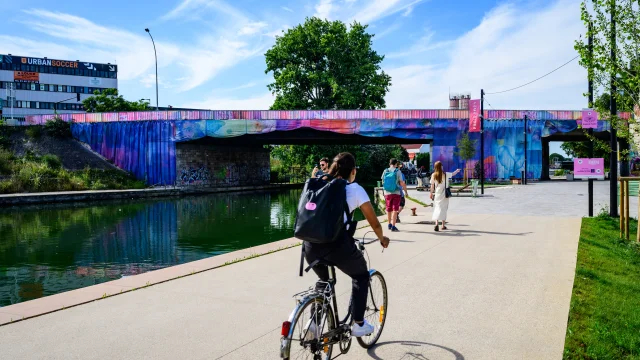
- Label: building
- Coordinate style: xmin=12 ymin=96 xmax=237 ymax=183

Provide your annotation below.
xmin=0 ymin=54 xmax=117 ymax=119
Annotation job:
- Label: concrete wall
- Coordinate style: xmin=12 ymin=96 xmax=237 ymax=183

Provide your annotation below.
xmin=175 ymin=143 xmax=270 ymax=187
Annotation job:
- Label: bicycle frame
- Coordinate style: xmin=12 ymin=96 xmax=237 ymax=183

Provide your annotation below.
xmin=281 ymin=239 xmax=381 ymax=358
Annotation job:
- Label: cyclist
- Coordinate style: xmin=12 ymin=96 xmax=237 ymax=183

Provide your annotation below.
xmin=305 ymin=152 xmax=390 ymax=337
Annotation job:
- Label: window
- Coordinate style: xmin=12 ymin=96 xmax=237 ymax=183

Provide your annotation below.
xmin=58 ymin=85 xmax=63 ymax=92
xmin=30 ymin=83 xmax=36 ymax=91
xmin=35 ymin=102 xmax=40 ymax=109
xmin=40 ymin=84 xmax=45 ymax=91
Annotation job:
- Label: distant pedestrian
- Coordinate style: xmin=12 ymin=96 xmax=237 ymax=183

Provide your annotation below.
xmin=312 ymin=157 xmax=329 ymax=178
xmin=396 ymin=162 xmax=409 ymax=223
xmin=381 ymin=158 xmax=408 ymax=232
xmin=417 ymin=166 xmax=429 ymax=188
xmin=430 ymin=161 xmax=461 ymax=231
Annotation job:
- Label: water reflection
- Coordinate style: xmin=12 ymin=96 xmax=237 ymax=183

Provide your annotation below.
xmin=0 ymin=187 xmax=379 ymax=306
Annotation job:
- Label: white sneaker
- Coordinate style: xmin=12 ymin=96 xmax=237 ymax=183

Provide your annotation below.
xmin=351 ymin=320 xmax=375 ymax=337
xmin=303 ymin=320 xmax=319 ymax=341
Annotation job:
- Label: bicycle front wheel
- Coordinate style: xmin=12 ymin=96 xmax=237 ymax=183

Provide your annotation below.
xmin=357 ymin=270 xmax=388 ymax=348
xmin=282 ymin=296 xmax=336 ymax=360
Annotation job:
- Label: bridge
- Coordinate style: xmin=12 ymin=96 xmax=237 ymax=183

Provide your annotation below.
xmin=22 ymin=109 xmax=631 ymax=186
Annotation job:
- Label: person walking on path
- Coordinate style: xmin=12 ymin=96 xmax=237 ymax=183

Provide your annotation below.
xmin=382 ymin=158 xmax=408 ymax=232
xmin=430 ymin=161 xmax=460 ymax=231
xmin=312 ymin=157 xmax=329 ymax=178
xmin=396 ymin=162 xmax=409 ymax=223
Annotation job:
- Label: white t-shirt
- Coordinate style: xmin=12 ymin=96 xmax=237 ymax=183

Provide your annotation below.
xmin=345 ymin=182 xmax=370 ymax=224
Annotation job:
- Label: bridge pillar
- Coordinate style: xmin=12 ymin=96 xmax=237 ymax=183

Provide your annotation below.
xmin=175 ymin=143 xmax=270 ymax=187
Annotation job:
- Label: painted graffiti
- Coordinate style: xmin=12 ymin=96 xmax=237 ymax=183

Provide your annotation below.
xmin=180 ymin=166 xmax=210 ymax=185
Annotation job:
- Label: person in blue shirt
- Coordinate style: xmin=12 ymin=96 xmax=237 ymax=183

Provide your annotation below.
xmin=396 ymin=162 xmax=409 ymax=223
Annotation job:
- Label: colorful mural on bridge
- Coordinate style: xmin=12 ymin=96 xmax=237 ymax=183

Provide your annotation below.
xmin=23 ymin=110 xmax=630 ymax=186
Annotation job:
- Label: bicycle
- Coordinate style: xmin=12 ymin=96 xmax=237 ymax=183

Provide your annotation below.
xmin=280 ymin=234 xmax=388 ymax=360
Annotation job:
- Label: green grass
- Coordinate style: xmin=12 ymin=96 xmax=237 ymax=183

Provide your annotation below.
xmin=0 ymin=149 xmax=146 ymax=194
xmin=563 ymin=215 xmax=640 ymax=360
xmin=406 ymin=195 xmax=429 ymax=207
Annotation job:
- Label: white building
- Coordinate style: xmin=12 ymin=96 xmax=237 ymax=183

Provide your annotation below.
xmin=0 ymin=54 xmax=117 ymax=119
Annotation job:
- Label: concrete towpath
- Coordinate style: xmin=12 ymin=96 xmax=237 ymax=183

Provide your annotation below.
xmin=0 ymin=196 xmax=581 ymax=359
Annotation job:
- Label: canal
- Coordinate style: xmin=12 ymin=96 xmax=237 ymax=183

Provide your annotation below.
xmin=0 ymin=188 xmax=382 ymax=307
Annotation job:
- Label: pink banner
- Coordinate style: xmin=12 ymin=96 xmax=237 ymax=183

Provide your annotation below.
xmin=469 ymin=99 xmax=481 ymax=132
xmin=574 ymin=158 xmax=604 ymax=179
xmin=581 ymin=109 xmax=598 ymax=128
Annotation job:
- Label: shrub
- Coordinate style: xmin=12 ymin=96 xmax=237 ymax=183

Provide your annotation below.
xmin=26 ymin=126 xmax=44 ymax=139
xmin=554 ymin=169 xmax=566 ymax=176
xmin=45 ymin=118 xmax=72 ymax=138
xmin=41 ymin=154 xmax=62 ymax=170
xmin=0 ymin=149 xmax=14 ymax=175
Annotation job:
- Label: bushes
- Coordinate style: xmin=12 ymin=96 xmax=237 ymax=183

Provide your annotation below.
xmin=26 ymin=126 xmax=44 ymax=139
xmin=41 ymin=154 xmax=62 ymax=170
xmin=0 ymin=150 xmax=145 ymax=194
xmin=0 ymin=149 xmax=13 ymax=175
xmin=45 ymin=118 xmax=72 ymax=138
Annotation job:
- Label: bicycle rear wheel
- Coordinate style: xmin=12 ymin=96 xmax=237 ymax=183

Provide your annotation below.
xmin=282 ymin=296 xmax=336 ymax=360
xmin=357 ymin=271 xmax=388 ymax=348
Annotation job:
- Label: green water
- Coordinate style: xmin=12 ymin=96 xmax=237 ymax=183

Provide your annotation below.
xmin=0 ymin=188 xmax=381 ymax=307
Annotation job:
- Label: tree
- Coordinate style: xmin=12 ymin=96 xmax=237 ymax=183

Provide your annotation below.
xmin=270 ymin=144 xmax=407 ymax=186
xmin=574 ymin=0 xmax=640 ymax=160
xmin=561 ymin=142 xmax=610 ymax=170
xmin=415 ymin=153 xmax=431 ymax=171
xmin=265 ymin=17 xmax=392 ymax=110
xmin=82 ymin=89 xmax=149 ymax=113
xmin=549 ymin=152 xmax=566 ymax=163
xmin=455 ymin=133 xmax=477 ymax=183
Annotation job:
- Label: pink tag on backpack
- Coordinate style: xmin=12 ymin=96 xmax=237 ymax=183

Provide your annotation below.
xmin=305 ymin=202 xmax=317 ymax=211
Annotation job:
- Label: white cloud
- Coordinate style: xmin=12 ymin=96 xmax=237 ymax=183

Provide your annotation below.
xmin=184 ymin=92 xmax=276 ymax=109
xmin=10 ymin=7 xmax=273 ymax=94
xmin=350 ymin=0 xmax=426 ymax=25
xmin=281 ymin=6 xmax=294 ymax=12
xmin=385 ymin=31 xmax=454 ymax=58
xmin=161 ymin=0 xmax=247 ymax=21
xmin=139 ymin=74 xmax=174 ymax=89
xmin=315 ymin=0 xmax=334 ymax=19
xmin=238 ymin=21 xmax=268 ymax=36
xmin=385 ymin=0 xmax=587 ymax=110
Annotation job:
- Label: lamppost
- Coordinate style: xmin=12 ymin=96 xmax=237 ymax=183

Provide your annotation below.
xmin=144 ymin=28 xmax=159 ymax=111
xmin=140 ymin=98 xmax=151 ymax=110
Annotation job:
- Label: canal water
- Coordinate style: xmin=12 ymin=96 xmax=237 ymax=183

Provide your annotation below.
xmin=0 ymin=188 xmax=382 ymax=306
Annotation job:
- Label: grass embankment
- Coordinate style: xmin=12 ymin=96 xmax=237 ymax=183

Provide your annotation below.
xmin=564 ymin=215 xmax=640 ymax=359
xmin=0 ymin=149 xmax=145 ymax=194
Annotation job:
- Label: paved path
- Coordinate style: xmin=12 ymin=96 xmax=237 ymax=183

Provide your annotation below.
xmin=414 ymin=180 xmax=637 ymax=218
xmin=0 ymin=188 xmax=581 ymax=360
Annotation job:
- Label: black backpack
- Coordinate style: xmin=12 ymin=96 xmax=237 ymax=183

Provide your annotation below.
xmin=294 ymin=176 xmax=352 ymax=244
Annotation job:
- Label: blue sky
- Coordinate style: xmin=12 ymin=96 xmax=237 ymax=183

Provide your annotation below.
xmin=2 ymin=0 xmax=589 ymax=155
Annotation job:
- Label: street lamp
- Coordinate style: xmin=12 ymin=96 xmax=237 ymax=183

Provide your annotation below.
xmin=144 ymin=28 xmax=159 ymax=111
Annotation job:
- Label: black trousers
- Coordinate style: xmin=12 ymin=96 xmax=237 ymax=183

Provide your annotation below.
xmin=304 ymin=237 xmax=370 ymax=323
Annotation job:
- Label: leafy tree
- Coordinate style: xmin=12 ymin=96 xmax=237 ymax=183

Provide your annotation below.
xmin=561 ymin=142 xmax=610 ymax=169
xmin=549 ymin=152 xmax=566 ymax=162
xmin=574 ymin=0 xmax=640 ymax=160
xmin=265 ymin=17 xmax=392 ymax=110
xmin=415 ymin=153 xmax=431 ymax=171
xmin=82 ymin=89 xmax=149 ymax=113
xmin=271 ymin=144 xmax=406 ymax=186
xmin=455 ymin=133 xmax=477 ymax=183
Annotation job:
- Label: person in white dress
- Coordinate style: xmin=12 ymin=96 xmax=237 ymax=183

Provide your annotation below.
xmin=430 ymin=161 xmax=461 ymax=231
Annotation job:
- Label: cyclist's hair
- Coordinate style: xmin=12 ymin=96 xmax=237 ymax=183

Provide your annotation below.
xmin=328 ymin=152 xmax=356 ymax=179
xmin=389 ymin=158 xmax=398 ymax=166
xmin=320 ymin=157 xmax=329 ymax=164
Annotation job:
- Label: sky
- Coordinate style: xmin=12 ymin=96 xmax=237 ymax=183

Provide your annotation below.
xmin=1 ymin=0 xmax=592 ymax=156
